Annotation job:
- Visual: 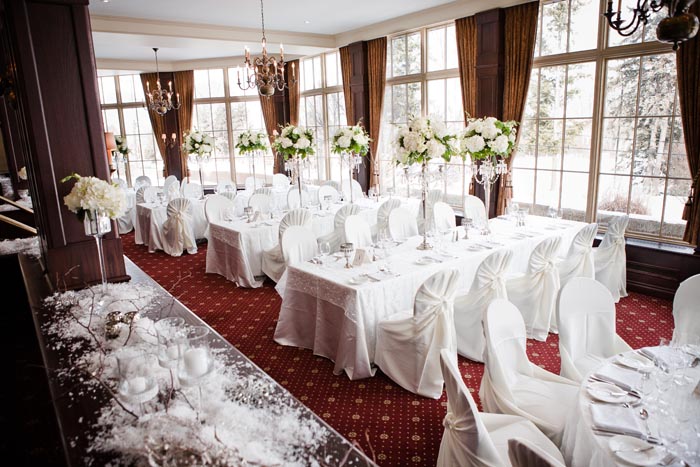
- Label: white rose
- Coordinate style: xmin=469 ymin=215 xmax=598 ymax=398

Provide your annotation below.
xmin=294 ymin=137 xmax=310 ymax=149
xmin=201 ymin=144 xmax=212 ymax=153
xmin=281 ymin=137 xmax=293 ymax=148
xmin=466 ymin=120 xmax=483 ymax=134
xmin=427 ymin=139 xmax=445 ymax=160
xmin=490 ymin=134 xmax=510 ymax=154
xmin=355 ymin=134 xmax=368 ymax=146
xmin=465 ymin=135 xmax=486 ymax=153
xmin=193 ymin=133 xmax=202 ymax=143
xmin=481 ymin=123 xmax=499 ymax=140
xmin=337 ymin=135 xmax=351 ymax=149
xmin=394 ymin=148 xmax=409 ymax=166
xmin=293 ymin=127 xmax=301 ymax=135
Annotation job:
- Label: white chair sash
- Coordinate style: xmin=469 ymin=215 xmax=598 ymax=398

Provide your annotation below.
xmin=344 ymin=215 xmax=372 ymax=248
xmin=162 ymin=198 xmax=197 ymax=257
xmin=673 ymin=274 xmax=700 ymax=345
xmin=594 ymin=215 xmax=628 ymax=302
xmin=316 ymin=204 xmax=361 ymax=252
xmin=433 ymin=201 xmax=457 ymax=232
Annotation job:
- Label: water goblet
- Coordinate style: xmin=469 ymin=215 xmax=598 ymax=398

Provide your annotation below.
xmin=461 ymin=217 xmax=472 ymax=239
xmin=319 ymin=241 xmax=331 ymax=265
xmin=243 ymin=206 xmax=253 ymax=223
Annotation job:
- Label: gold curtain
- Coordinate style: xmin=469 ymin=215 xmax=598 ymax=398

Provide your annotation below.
xmin=367 ymin=37 xmax=387 ymax=187
xmin=259 ymin=95 xmax=280 ymax=173
xmin=173 ymin=70 xmax=194 ymax=179
xmin=496 ymin=1 xmax=539 ymax=215
xmin=339 ymin=46 xmax=354 ymax=124
xmin=287 ymin=59 xmax=301 ymax=126
xmin=455 ymin=16 xmax=477 ymax=121
xmin=678 ymin=2 xmax=700 ymax=245
xmin=140 ymin=73 xmax=169 ymax=175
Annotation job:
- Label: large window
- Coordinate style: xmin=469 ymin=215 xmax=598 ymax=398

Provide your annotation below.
xmin=511 ymin=0 xmax=690 ymax=242
xmin=298 ymin=51 xmax=347 ymax=183
xmin=99 ymin=75 xmax=164 ymax=186
xmin=379 ymin=24 xmax=467 ymax=205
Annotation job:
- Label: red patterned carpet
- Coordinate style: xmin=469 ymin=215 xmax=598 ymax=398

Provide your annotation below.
xmin=121 ymin=233 xmax=674 ymax=467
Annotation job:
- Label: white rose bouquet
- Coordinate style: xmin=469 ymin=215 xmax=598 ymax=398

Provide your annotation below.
xmin=461 ymin=116 xmax=517 ymax=161
xmin=331 ymin=123 xmax=371 ymax=156
xmin=183 ymin=130 xmax=215 ymax=158
xmin=394 ymin=115 xmax=459 ymax=166
xmin=272 ymin=124 xmax=315 ymax=160
xmin=235 ymin=130 xmax=269 ymax=154
xmin=114 ymin=135 xmax=130 ymax=157
xmin=62 ymin=173 xmax=127 ymax=221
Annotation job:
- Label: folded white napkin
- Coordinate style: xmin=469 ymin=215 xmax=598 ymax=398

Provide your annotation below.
xmin=590 ymin=405 xmax=645 ymax=438
xmin=593 ymin=364 xmax=642 ymax=391
xmin=367 ymin=270 xmax=395 ymax=282
xmin=640 ymin=346 xmax=678 ymax=369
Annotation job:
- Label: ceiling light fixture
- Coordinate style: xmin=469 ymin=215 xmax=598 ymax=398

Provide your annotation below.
xmin=237 ymin=0 xmax=295 ymax=97
xmin=604 ymin=0 xmax=699 ymax=50
xmin=145 ymin=48 xmax=180 ymax=116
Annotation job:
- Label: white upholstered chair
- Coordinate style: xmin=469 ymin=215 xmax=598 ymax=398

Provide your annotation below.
xmin=433 ymin=201 xmax=457 ymax=232
xmin=280 ymin=226 xmax=318 ymax=267
xmin=162 ymin=198 xmax=197 ymax=257
xmin=557 ymin=223 xmax=598 ymax=290
xmin=673 ymin=274 xmax=700 ymax=345
xmin=344 ymin=215 xmax=372 ymax=248
xmin=316 ymin=204 xmax=361 ymax=253
xmin=134 ymin=175 xmax=151 ymax=190
xmin=262 ymin=209 xmax=314 ymax=282
xmin=463 ymin=194 xmax=487 ymax=226
xmin=163 ymin=175 xmax=178 ymax=193
xmin=594 ymin=215 xmax=629 ymax=302
xmin=388 ymin=207 xmax=419 ymax=241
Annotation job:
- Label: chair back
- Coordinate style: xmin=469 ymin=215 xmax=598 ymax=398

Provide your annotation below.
xmin=183 ymin=182 xmax=203 ymax=199
xmin=281 ymin=226 xmax=318 ymax=265
xmin=377 ymin=198 xmax=402 ymax=231
xmin=508 ymin=438 xmax=566 ymax=467
xmin=388 ymin=207 xmax=418 ymax=241
xmin=163 ymin=175 xmax=178 ymax=193
xmin=166 ymin=197 xmax=191 ymax=218
xmin=318 ymin=185 xmax=340 ymax=205
xmin=344 ymin=215 xmax=372 ymax=248
xmin=341 ymin=179 xmax=364 ymax=201
xmin=484 ymin=299 xmax=533 ymax=390
xmin=272 ymin=173 xmax=290 ymax=188
xmin=248 ymin=193 xmax=271 ymax=214
xmin=433 ymin=201 xmax=456 ymax=232
xmin=179 ymin=179 xmax=188 ymax=195
xmin=334 ymin=204 xmax=361 ymax=229
xmin=470 ymin=249 xmax=513 ymax=295
xmin=415 ymin=269 xmax=461 ymax=317
xmin=204 ymin=194 xmax=234 ymax=223
xmin=134 ymin=175 xmax=152 ymax=190
xmin=599 ymin=215 xmax=629 ymax=249
xmin=113 ymin=178 xmax=128 ymax=189
xmin=322 ymin=180 xmax=341 ymax=192
xmin=221 ymin=190 xmax=237 ymax=202
xmin=527 ymin=237 xmax=562 ymax=275
xmin=463 ymin=195 xmax=487 ymax=225
xmin=255 ymin=187 xmax=272 ymax=196
xmin=673 ymin=274 xmax=700 ymax=344
xmin=166 ymin=180 xmax=181 ymax=201
xmin=216 ymin=180 xmax=236 ymax=194
xmin=143 ymin=186 xmax=159 ymax=204
xmin=287 ymin=188 xmax=310 ymax=209
xmin=135 ymin=186 xmax=147 ymax=204
xmin=279 ymin=208 xmax=313 ymax=244
xmin=560 ymin=223 xmax=597 ymax=281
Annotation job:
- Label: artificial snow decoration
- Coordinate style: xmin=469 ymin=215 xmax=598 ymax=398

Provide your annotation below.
xmin=0 ymin=236 xmax=40 ymax=257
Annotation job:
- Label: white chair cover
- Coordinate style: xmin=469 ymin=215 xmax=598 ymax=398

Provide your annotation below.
xmin=418 ymin=189 xmax=443 ymax=234
xmin=113 ymin=178 xmax=128 ymax=189
xmin=558 ymin=277 xmax=633 ymax=382
xmin=216 ymin=180 xmax=236 ymax=194
xmin=272 ymin=173 xmax=290 ymax=188
xmin=248 ymin=193 xmax=271 ymax=214
xmin=341 ymin=179 xmax=364 ymax=201
xmin=375 ymin=270 xmax=460 ymax=399
xmin=506 ymin=237 xmax=562 ymax=341
xmin=281 ymin=225 xmax=318 ymax=266
xmin=179 ymin=179 xmax=188 ymax=196
xmin=116 ymin=188 xmax=135 ymax=234
xmin=433 ymin=201 xmax=457 ymax=232
xmin=388 ymin=207 xmax=419 ymax=241
xmin=143 ymin=186 xmax=159 ymax=204
xmin=454 ymin=250 xmax=512 ymax=362
xmin=220 ymin=191 xmax=237 ymax=202
xmin=318 ymin=185 xmax=341 ymax=206
xmin=508 ymin=438 xmax=566 ymax=467
xmin=372 ymin=198 xmax=402 ymax=239
xmin=594 ymin=215 xmax=628 ymax=302
xmin=255 ymin=187 xmax=272 ymax=196
xmin=183 ymin=182 xmax=203 ymax=199
xmin=344 ymin=215 xmax=372 ymax=248
xmin=162 ymin=198 xmax=197 ymax=257
xmin=437 ymin=349 xmax=566 ymax=467
xmin=673 ymin=274 xmax=700 ymax=344
xmin=134 ymin=175 xmax=151 ymax=190
xmin=204 ymin=194 xmax=234 ymax=224
xmin=316 ymin=204 xmax=361 ymax=252
xmin=163 ymin=175 xmax=178 ymax=193
xmin=245 ymin=176 xmax=264 ymax=191
xmin=262 ymin=209 xmax=314 ymax=283
xmin=464 ymin=194 xmax=487 ymax=226
xmin=480 ymin=299 xmax=578 ymax=446
xmin=287 ymin=188 xmax=310 ymax=209
xmin=557 ymin=223 xmax=597 ymax=290
xmin=322 ymin=180 xmax=341 ymax=192
xmin=135 ymin=186 xmax=147 ymax=204
xmin=166 ymin=181 xmax=181 ymax=201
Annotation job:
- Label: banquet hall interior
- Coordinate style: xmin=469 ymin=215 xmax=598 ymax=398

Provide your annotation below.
xmin=4 ymin=0 xmax=700 ymax=466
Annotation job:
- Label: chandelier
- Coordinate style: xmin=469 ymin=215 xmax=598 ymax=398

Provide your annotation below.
xmin=237 ymin=0 xmax=295 ymax=97
xmin=146 ymin=48 xmax=180 ymax=116
xmin=604 ymin=0 xmax=699 ymax=49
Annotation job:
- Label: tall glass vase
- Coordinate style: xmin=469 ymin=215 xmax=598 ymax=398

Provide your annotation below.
xmin=83 ymin=210 xmax=111 ymax=295
xmin=417 ymin=162 xmax=432 ymax=250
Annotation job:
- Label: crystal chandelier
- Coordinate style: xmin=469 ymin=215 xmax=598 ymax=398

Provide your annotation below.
xmin=237 ymin=0 xmax=295 ymax=97
xmin=604 ymin=0 xmax=699 ymax=50
xmin=146 ymin=48 xmax=180 ymax=116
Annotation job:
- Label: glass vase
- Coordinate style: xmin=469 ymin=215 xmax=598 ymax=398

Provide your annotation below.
xmin=83 ymin=210 xmax=111 ymax=295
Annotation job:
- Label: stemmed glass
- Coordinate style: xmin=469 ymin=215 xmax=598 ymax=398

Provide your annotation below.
xmin=319 ymin=241 xmax=331 ymax=265
xmin=340 ymin=243 xmax=354 ymax=269
xmin=178 ymin=326 xmax=214 ymax=417
xmin=461 ymin=217 xmax=472 ymax=240
xmin=507 ymin=201 xmax=519 ymax=220
xmin=156 ymin=191 xmax=165 ymax=206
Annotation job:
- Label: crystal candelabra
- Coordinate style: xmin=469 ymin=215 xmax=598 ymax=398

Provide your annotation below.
xmin=472 ymin=157 xmax=509 ymax=234
xmin=190 ymin=155 xmax=208 ymax=197
xmin=284 ymin=156 xmax=309 ymax=207
xmin=342 ymin=152 xmax=363 ymax=203
xmin=402 ymin=162 xmax=452 ymax=250
xmin=247 ymin=151 xmax=260 ymax=188
xmin=146 ymin=48 xmax=180 ymax=116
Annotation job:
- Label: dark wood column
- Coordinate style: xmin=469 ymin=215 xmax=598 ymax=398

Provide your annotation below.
xmin=1 ymin=0 xmax=128 ymax=288
xmin=475 ymin=8 xmax=505 ymax=218
xmin=346 ymin=41 xmax=371 ymax=192
xmin=0 ymin=86 xmax=28 ymax=197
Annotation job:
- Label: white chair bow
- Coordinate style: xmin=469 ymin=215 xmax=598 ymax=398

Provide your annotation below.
xmin=344 ymin=215 xmax=372 ymax=248
xmin=557 ymin=223 xmax=597 ymax=292
xmin=387 ymin=207 xmax=419 ymax=241
xmin=672 ymin=274 xmax=700 ymax=345
xmin=375 ymin=270 xmax=460 ymax=398
xmin=262 ymin=209 xmax=314 ymax=282
xmin=463 ymin=194 xmax=487 ymax=226
xmin=594 ymin=215 xmax=628 ymax=302
xmin=162 ymin=198 xmax=197 ymax=257
xmin=558 ymin=277 xmax=633 ymax=382
xmin=317 ymin=204 xmax=361 ymax=253
xmin=480 ymin=299 xmax=578 ymax=446
xmin=506 ymin=237 xmax=562 ymax=341
xmin=454 ymin=250 xmax=512 ymax=362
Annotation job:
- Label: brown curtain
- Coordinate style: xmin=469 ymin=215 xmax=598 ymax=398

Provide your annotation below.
xmin=455 ymin=16 xmax=477 ymax=121
xmin=367 ymin=37 xmax=387 ymax=187
xmin=339 ymin=45 xmax=354 ymax=124
xmin=173 ymin=70 xmax=194 ymax=179
xmin=140 ymin=73 xmax=170 ymax=175
xmin=496 ymin=1 xmax=539 ymax=215
xmin=287 ymin=59 xmax=301 ymax=125
xmin=259 ymin=95 xmax=280 ymax=172
xmin=678 ymin=2 xmax=700 ymax=245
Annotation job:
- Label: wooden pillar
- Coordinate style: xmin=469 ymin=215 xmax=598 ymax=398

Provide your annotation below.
xmin=475 ymin=8 xmax=505 ymax=218
xmin=1 ymin=0 xmax=128 ymax=289
xmin=346 ymin=41 xmax=371 ymax=192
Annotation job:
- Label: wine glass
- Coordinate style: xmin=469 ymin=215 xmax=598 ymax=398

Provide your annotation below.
xmin=319 ymin=241 xmax=331 ymax=265
xmin=155 ymin=317 xmax=186 ymax=370
xmin=461 ymin=217 xmax=472 ymax=239
xmin=340 ymin=243 xmax=354 ymax=269
xmin=156 ymin=191 xmax=165 ymax=206
xmin=507 ymin=201 xmax=519 ymax=220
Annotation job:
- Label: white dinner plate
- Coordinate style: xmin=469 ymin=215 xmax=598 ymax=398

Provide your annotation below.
xmin=608 ymin=435 xmax=665 ymax=466
xmin=615 ymin=355 xmax=654 ymax=372
xmin=348 ymin=275 xmax=369 ymax=285
xmin=587 ymin=381 xmax=636 ymax=403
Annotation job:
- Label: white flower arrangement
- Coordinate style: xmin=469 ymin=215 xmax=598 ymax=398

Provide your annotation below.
xmin=331 ymin=123 xmax=371 ymax=156
xmin=461 ymin=116 xmax=518 ymax=161
xmin=394 ymin=115 xmax=460 ymax=166
xmin=235 ymin=130 xmax=269 ymax=154
xmin=62 ymin=173 xmax=127 ymax=221
xmin=18 ymin=166 xmax=27 ymax=180
xmin=182 ymin=130 xmax=215 ymax=159
xmin=114 ymin=135 xmax=130 ymax=157
xmin=272 ymin=124 xmax=315 ymax=160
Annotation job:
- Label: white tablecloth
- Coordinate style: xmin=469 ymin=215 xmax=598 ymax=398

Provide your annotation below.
xmin=274 ymin=215 xmax=586 ymax=380
xmin=135 ymin=199 xmax=207 ymax=253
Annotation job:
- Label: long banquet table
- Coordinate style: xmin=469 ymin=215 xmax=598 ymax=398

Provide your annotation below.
xmin=135 ymin=198 xmax=207 ymax=252
xmin=274 ymin=215 xmax=586 ymax=380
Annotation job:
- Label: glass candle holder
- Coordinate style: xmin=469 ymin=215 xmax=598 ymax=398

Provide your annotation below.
xmin=178 ymin=325 xmax=213 ymax=386
xmin=155 ymin=317 xmax=186 ymax=369
xmin=116 ymin=350 xmax=159 ymax=406
xmin=340 ymin=242 xmax=354 ymax=269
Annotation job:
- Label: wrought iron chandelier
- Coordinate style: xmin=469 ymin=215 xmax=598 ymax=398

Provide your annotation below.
xmin=604 ymin=0 xmax=699 ymax=49
xmin=237 ymin=0 xmax=295 ymax=97
xmin=146 ymin=48 xmax=180 ymax=116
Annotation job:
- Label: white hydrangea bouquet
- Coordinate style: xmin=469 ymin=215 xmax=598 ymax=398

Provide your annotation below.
xmin=182 ymin=130 xmax=215 ymax=159
xmin=62 ymin=173 xmax=127 ymax=221
xmin=461 ymin=116 xmax=517 ymax=161
xmin=331 ymin=123 xmax=371 ymax=156
xmin=394 ymin=115 xmax=459 ymax=166
xmin=272 ymin=124 xmax=315 ymax=160
xmin=235 ymin=130 xmax=269 ymax=154
xmin=114 ymin=135 xmax=130 ymax=157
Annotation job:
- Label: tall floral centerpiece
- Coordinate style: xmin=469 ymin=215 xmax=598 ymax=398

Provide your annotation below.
xmin=331 ymin=123 xmax=371 ymax=203
xmin=183 ymin=130 xmax=214 ymax=190
xmin=272 ymin=124 xmax=314 ymax=204
xmin=235 ymin=130 xmax=268 ymax=189
xmin=62 ymin=174 xmax=127 ymax=295
xmin=114 ymin=135 xmax=130 ymax=180
xmin=395 ymin=115 xmax=459 ymax=250
xmin=461 ymin=116 xmax=517 ymax=232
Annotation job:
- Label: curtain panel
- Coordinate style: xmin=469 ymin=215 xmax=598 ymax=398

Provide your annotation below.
xmin=496 ymin=1 xmax=539 ymax=215
xmin=455 ymin=15 xmax=478 ymax=196
xmin=140 ymin=73 xmax=170 ymax=175
xmin=173 ymin=70 xmax=194 ymax=179
xmin=339 ymin=46 xmax=354 ymax=125
xmin=288 ymin=59 xmax=301 ymax=126
xmin=367 ymin=37 xmax=387 ymax=187
xmin=258 ymin=95 xmax=280 ymax=173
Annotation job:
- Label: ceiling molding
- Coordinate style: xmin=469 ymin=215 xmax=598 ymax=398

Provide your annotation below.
xmin=96 ymin=54 xmax=306 ymax=73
